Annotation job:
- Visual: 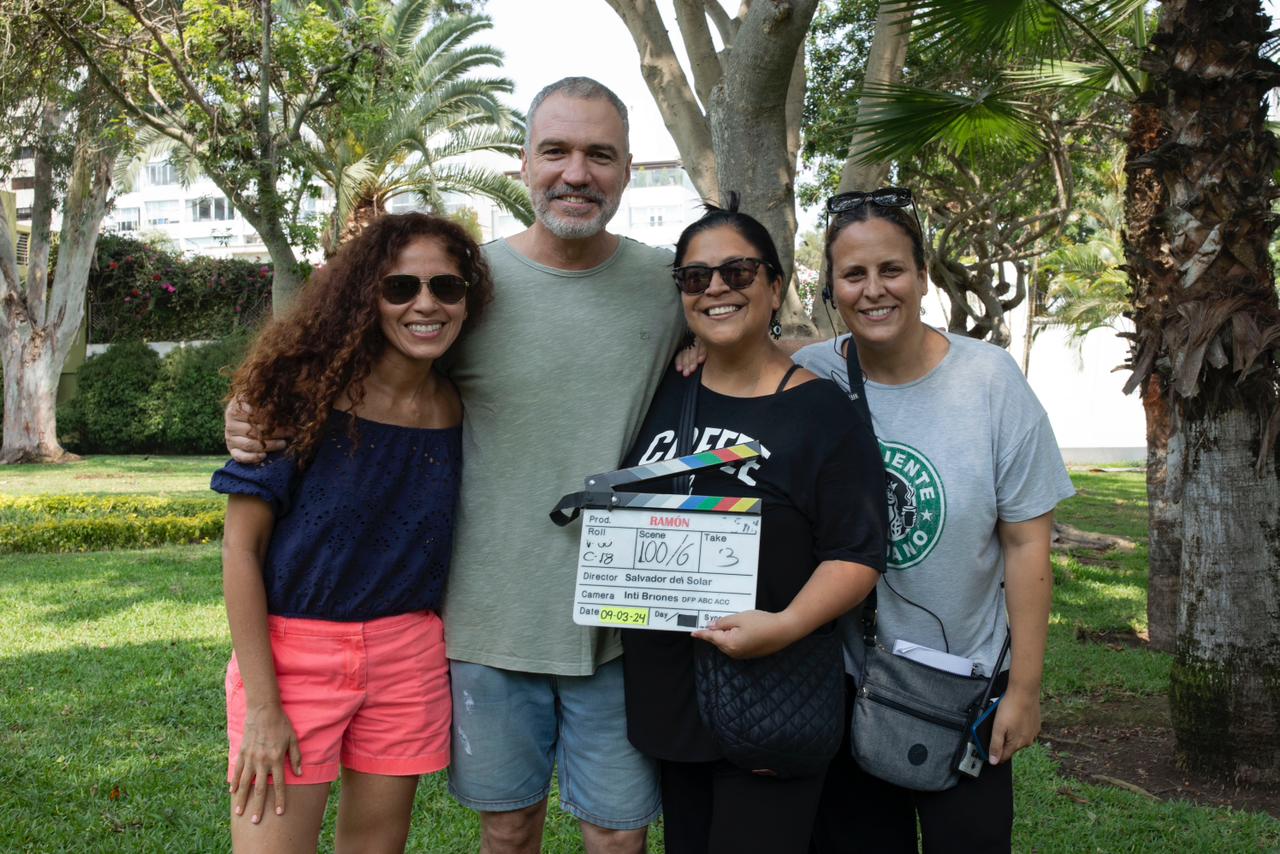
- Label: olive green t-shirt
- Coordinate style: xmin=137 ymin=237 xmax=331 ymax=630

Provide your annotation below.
xmin=441 ymin=236 xmax=684 ymax=675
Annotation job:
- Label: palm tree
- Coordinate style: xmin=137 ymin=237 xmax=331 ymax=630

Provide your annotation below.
xmin=1037 ymin=156 xmax=1129 ymax=349
xmin=850 ymin=0 xmax=1280 ymax=782
xmin=831 ymin=6 xmax=1181 ymax=633
xmin=306 ymin=5 xmax=532 ymax=255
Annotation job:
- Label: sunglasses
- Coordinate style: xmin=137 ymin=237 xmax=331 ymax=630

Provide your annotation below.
xmin=672 ymin=257 xmax=771 ymax=295
xmin=379 ymin=273 xmax=469 ymax=306
xmin=826 ymin=187 xmax=915 ymax=214
xmin=825 ymin=186 xmax=925 ymax=241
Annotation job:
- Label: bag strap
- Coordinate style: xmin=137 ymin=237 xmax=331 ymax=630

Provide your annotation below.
xmin=843 ymin=336 xmax=874 ymax=430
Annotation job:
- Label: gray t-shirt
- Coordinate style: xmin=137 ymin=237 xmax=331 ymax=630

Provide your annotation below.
xmin=442 ymin=237 xmax=684 ymax=675
xmin=794 ymin=331 xmax=1074 ymax=674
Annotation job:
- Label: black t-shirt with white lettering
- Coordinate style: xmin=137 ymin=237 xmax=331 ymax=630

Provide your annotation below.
xmin=620 ymin=368 xmax=887 ymax=762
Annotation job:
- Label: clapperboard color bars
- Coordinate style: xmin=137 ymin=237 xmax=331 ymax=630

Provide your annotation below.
xmin=551 ymin=443 xmax=764 ymax=632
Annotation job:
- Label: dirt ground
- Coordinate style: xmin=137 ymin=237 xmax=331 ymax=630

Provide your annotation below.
xmin=1041 ymin=633 xmax=1280 ymax=819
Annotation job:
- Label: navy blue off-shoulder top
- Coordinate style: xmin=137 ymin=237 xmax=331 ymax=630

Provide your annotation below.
xmin=211 ymin=410 xmax=461 ymax=621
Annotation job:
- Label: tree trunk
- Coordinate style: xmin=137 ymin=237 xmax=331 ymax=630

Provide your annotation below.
xmin=814 ymin=2 xmax=913 ymax=338
xmin=708 ymin=0 xmax=819 ymax=336
xmin=0 ymin=331 xmax=68 ymax=463
xmin=1143 ymin=374 xmax=1181 ymax=651
xmin=1140 ymin=0 xmax=1280 ymax=781
xmin=256 ymin=216 xmax=304 ymax=315
xmin=1 ymin=90 xmax=117 ymax=464
xmin=1169 ymin=396 xmax=1280 ymax=783
xmin=1122 ymin=95 xmax=1180 ymax=652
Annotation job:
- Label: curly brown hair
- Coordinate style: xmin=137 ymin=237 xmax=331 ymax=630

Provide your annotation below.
xmin=230 ymin=212 xmax=493 ymax=467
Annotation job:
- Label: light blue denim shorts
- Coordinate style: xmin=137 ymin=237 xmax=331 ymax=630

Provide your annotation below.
xmin=447 ymin=657 xmax=660 ymax=830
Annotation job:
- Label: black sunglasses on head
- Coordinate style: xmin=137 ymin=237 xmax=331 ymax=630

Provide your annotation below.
xmin=825 ymin=186 xmax=925 ymax=242
xmin=826 ymin=187 xmax=915 ymax=214
xmin=672 ymin=257 xmax=771 ymax=295
xmin=380 ymin=273 xmax=469 ymax=306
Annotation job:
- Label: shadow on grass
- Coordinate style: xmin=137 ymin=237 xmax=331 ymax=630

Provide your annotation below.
xmin=0 ymin=546 xmax=224 ymax=627
xmin=0 ymin=638 xmax=231 ymax=851
xmin=0 ymin=637 xmax=614 ymax=853
xmin=1061 ymin=472 xmax=1149 ymax=541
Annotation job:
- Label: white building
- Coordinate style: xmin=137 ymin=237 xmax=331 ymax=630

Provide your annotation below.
xmin=101 ymin=163 xmax=332 ymax=262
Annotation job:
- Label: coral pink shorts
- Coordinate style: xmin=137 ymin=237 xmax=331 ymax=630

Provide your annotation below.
xmin=226 ymin=610 xmax=450 ymax=785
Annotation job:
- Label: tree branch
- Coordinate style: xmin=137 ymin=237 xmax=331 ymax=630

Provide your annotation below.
xmin=675 ymin=0 xmax=723 ymax=110
xmin=601 ymin=0 xmax=715 ymax=193
xmin=704 ymin=0 xmax=735 ymax=43
xmin=115 ymin=0 xmax=221 ymax=128
xmin=40 ymin=10 xmax=201 ymax=153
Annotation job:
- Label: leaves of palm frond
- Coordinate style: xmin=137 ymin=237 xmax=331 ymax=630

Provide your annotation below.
xmin=413 ymin=45 xmax=510 ymax=99
xmin=416 ymin=164 xmax=533 ymax=225
xmin=405 ymin=77 xmax=519 ymax=132
xmin=408 ymin=13 xmax=495 ymax=72
xmin=1041 ymin=237 xmax=1121 ymax=279
xmin=848 ymin=81 xmax=1046 ymax=164
xmin=1040 ymin=269 xmax=1129 ymax=339
xmin=883 ymin=0 xmax=1073 ymax=63
xmin=1077 ymin=0 xmax=1150 ymax=39
xmin=1006 ymin=59 xmax=1136 ymax=110
xmin=426 ymin=126 xmax=526 ymax=162
xmin=111 ymin=127 xmax=201 ymax=192
xmin=385 ymin=0 xmax=436 ymax=57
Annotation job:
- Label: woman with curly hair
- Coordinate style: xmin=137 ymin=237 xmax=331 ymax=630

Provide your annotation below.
xmin=210 ymin=212 xmax=492 ymax=854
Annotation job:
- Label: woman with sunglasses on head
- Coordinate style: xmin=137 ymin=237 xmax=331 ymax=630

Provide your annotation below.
xmin=210 ymin=213 xmax=491 ymax=854
xmin=794 ymin=190 xmax=1073 ymax=854
xmin=618 ymin=197 xmax=887 ymax=854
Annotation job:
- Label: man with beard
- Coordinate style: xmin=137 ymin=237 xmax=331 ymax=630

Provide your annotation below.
xmin=441 ymin=75 xmax=683 ymax=854
xmin=227 ymin=77 xmax=683 ymax=854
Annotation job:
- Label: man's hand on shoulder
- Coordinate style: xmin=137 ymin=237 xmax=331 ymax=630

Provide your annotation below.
xmin=225 ymin=398 xmax=290 ymax=463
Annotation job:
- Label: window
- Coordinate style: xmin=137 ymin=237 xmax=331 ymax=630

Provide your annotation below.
xmin=145 ymin=200 xmax=180 ymax=225
xmin=16 ymin=146 xmax=34 ymax=160
xmin=629 ymin=205 xmax=681 ymax=229
xmin=109 ymin=207 xmax=140 ymax=233
xmin=146 ymin=162 xmax=178 ymax=186
xmin=15 ymin=206 xmax=32 ymax=221
xmin=10 ymin=175 xmax=35 ymax=191
xmin=15 ymin=232 xmax=28 ymax=266
xmin=190 ymin=196 xmax=233 ymax=221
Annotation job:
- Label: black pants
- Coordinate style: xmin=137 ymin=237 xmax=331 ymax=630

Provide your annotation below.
xmin=661 ymin=757 xmax=827 ymax=854
xmin=809 ymin=677 xmax=1014 ymax=854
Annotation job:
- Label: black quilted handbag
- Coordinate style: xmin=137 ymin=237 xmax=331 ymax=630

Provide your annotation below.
xmin=692 ymin=624 xmax=845 ymax=777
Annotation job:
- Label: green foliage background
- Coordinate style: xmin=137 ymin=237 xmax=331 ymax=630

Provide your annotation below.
xmin=58 ymin=341 xmax=161 ymax=454
xmin=59 ymin=336 xmax=248 ymax=455
xmin=87 ymin=235 xmax=275 ymax=343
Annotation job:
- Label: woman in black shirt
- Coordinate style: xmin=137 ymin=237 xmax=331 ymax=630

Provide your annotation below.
xmin=620 ymin=198 xmax=887 ymax=853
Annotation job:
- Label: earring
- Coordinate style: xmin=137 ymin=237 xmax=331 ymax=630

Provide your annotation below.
xmin=770 ymin=315 xmax=783 ymax=340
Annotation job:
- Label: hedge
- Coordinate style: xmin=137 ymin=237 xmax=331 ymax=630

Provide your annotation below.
xmin=0 ymin=514 xmax=225 ymax=553
xmin=0 ymin=495 xmax=224 ymax=520
xmin=0 ymin=494 xmax=226 ymax=553
xmin=59 ymin=336 xmax=248 ymax=455
xmin=145 ymin=334 xmax=251 ymax=453
xmin=88 ymin=234 xmax=275 ymax=342
xmin=57 ymin=340 xmax=161 ymax=453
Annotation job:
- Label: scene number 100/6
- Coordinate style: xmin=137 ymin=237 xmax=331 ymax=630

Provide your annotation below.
xmin=582 ymin=531 xmax=750 ymax=571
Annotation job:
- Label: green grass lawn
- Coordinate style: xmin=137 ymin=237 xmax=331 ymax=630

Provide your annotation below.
xmin=0 ymin=455 xmax=223 ymax=497
xmin=0 ymin=460 xmax=1276 ymax=851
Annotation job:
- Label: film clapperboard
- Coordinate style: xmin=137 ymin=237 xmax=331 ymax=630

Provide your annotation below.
xmin=550 ymin=443 xmax=763 ymax=632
